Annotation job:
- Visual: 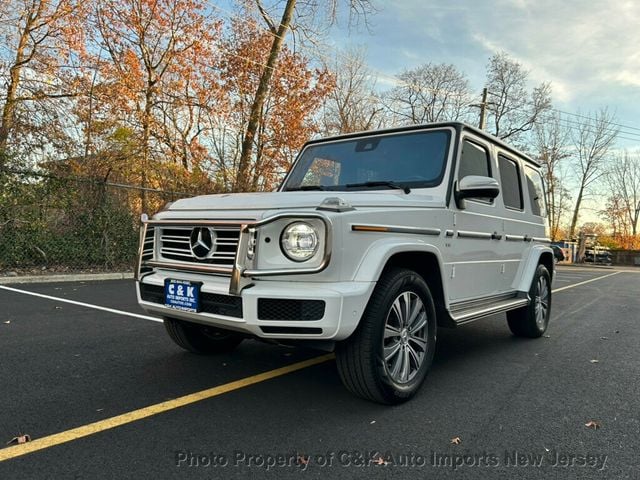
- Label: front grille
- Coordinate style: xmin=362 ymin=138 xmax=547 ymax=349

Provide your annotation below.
xmin=159 ymin=226 xmax=240 ymax=268
xmin=140 ymin=227 xmax=155 ymax=275
xmin=139 ymin=283 xmax=243 ymax=318
xmin=258 ymin=298 xmax=325 ymax=321
xmin=139 ymin=282 xmax=164 ymax=304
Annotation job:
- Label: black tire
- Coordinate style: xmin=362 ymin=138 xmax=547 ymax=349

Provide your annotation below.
xmin=336 ymin=268 xmax=437 ymax=404
xmin=507 ymin=264 xmax=552 ymax=338
xmin=164 ymin=317 xmax=244 ymax=354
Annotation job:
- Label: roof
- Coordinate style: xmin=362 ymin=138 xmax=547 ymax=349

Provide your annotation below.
xmin=305 ymin=122 xmax=540 ymax=168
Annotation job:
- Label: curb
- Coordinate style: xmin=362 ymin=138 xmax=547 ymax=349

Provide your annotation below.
xmin=0 ymin=272 xmax=134 ymax=285
xmin=557 ymin=264 xmax=640 ymax=272
xmin=557 ymin=263 xmax=615 ymax=270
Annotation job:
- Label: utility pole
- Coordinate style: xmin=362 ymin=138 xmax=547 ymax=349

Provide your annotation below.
xmin=478 ymin=87 xmax=488 ymax=130
xmin=470 ymin=88 xmax=490 ymax=130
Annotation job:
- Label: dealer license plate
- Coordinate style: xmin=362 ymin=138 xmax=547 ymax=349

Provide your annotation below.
xmin=164 ymin=279 xmax=201 ymax=312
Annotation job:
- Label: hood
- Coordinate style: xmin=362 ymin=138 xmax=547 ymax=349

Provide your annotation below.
xmin=165 ymin=190 xmax=446 ymax=213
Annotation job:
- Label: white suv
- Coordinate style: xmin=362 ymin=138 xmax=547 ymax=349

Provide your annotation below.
xmin=136 ymin=122 xmax=554 ymax=404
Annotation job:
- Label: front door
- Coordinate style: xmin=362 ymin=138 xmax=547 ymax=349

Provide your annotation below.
xmin=446 ymin=135 xmax=504 ymax=303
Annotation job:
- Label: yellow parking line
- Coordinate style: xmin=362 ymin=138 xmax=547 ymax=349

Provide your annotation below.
xmin=0 ymin=354 xmax=334 ymax=463
xmin=0 ymin=270 xmax=625 ymax=463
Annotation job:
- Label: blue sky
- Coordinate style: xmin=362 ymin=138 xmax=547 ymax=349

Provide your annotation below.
xmin=214 ymin=0 xmax=640 ymax=149
xmin=324 ymin=0 xmax=640 ymax=148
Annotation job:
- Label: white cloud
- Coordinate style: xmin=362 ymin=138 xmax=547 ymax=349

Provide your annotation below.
xmin=332 ymin=0 xmax=640 ymax=143
xmin=464 ymin=0 xmax=640 ymax=102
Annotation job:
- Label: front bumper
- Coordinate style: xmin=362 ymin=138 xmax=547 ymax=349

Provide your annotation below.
xmin=137 ymin=271 xmax=375 ymax=341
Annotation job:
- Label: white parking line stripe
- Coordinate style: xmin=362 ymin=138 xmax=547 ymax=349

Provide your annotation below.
xmin=552 ymin=271 xmax=621 ymax=293
xmin=0 ymin=285 xmax=162 ymax=323
xmin=0 ymin=271 xmax=623 ymax=323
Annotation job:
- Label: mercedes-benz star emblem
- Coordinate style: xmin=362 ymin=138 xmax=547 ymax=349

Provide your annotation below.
xmin=189 ymin=227 xmax=216 ymax=260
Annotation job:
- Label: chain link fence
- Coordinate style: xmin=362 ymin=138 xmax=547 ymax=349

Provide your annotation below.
xmin=0 ymin=169 xmax=192 ymax=276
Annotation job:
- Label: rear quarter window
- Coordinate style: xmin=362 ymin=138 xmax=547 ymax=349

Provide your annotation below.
xmin=498 ymin=154 xmax=523 ymax=210
xmin=524 ymin=166 xmax=546 ymax=217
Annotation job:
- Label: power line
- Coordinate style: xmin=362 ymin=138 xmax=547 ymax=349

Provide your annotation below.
xmin=532 ymin=118 xmax=640 ymax=144
xmin=210 ymin=2 xmax=469 ymax=99
xmin=552 ymin=108 xmax=640 ymax=134
xmin=211 ymin=4 xmax=640 ymax=140
xmin=552 ymin=115 xmax=640 ymax=142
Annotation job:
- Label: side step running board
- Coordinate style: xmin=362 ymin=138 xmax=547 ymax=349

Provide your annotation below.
xmin=450 ymin=297 xmax=529 ymax=325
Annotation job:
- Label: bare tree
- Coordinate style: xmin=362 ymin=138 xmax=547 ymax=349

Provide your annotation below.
xmin=234 ymin=0 xmax=375 ymax=192
xmin=321 ymin=48 xmax=384 ymax=135
xmin=485 ymin=52 xmax=552 ymax=141
xmin=568 ymin=108 xmax=619 ymax=238
xmin=383 ymin=63 xmax=473 ymax=125
xmin=605 ymin=151 xmax=640 ymax=237
xmin=532 ymin=113 xmax=572 ymax=240
xmin=601 ymin=194 xmax=628 ymax=240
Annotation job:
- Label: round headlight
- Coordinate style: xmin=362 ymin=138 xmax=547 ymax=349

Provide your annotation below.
xmin=280 ymin=222 xmax=319 ymax=262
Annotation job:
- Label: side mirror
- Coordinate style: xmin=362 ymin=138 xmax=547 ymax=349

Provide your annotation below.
xmin=455 ymin=175 xmax=500 ymax=209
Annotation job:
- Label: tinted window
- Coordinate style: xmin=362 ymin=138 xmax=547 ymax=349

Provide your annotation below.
xmin=458 ymin=140 xmax=491 ymax=179
xmin=498 ymin=154 xmax=523 ymax=209
xmin=284 ymin=130 xmax=451 ymax=190
xmin=524 ymin=166 xmax=546 ymax=217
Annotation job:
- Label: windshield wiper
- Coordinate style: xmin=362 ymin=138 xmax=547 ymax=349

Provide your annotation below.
xmin=345 ymin=181 xmax=411 ymax=194
xmin=284 ymin=185 xmax=326 ymax=191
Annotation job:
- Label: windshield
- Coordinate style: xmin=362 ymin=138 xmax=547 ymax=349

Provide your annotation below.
xmin=282 ymin=129 xmax=451 ymax=192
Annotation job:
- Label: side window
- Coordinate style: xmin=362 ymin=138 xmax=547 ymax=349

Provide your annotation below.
xmin=458 ymin=139 xmax=493 ymax=204
xmin=458 ymin=140 xmax=491 ymax=179
xmin=498 ymin=154 xmax=523 ymax=210
xmin=524 ymin=166 xmax=546 ymax=217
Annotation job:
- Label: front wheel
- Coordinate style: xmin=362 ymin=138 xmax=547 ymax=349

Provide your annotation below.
xmin=507 ymin=264 xmax=552 ymax=338
xmin=336 ymin=268 xmax=437 ymax=404
xmin=164 ymin=317 xmax=244 ymax=354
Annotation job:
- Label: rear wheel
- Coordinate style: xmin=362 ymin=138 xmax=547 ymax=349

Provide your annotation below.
xmin=507 ymin=264 xmax=552 ymax=338
xmin=164 ymin=317 xmax=244 ymax=354
xmin=336 ymin=268 xmax=437 ymax=404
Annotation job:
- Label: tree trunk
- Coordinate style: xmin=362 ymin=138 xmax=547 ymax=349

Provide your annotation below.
xmin=569 ymin=183 xmax=586 ymax=239
xmin=140 ymin=86 xmax=154 ymax=214
xmin=0 ymin=13 xmax=32 ymax=153
xmin=235 ymin=0 xmax=296 ymax=192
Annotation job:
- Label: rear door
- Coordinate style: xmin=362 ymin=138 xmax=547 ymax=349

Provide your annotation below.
xmin=496 ymin=151 xmax=527 ymax=291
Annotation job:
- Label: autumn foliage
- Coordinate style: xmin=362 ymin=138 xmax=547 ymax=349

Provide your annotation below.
xmin=215 ymin=18 xmax=333 ymax=191
xmin=0 ymin=0 xmax=335 ymax=200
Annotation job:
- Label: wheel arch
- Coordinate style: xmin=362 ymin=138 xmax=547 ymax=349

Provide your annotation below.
xmin=539 ymin=251 xmax=554 ymax=281
xmin=513 ymin=245 xmax=555 ymax=293
xmin=353 ymin=242 xmax=452 ymax=327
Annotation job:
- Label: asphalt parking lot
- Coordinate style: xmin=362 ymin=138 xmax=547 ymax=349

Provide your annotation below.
xmin=0 ymin=266 xmax=638 ymax=479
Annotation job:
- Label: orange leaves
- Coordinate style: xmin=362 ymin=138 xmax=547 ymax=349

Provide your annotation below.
xmin=1 ymin=0 xmax=333 ymax=194
xmin=82 ymin=0 xmax=224 ymax=192
xmin=0 ymin=0 xmax=88 ymax=151
xmin=216 ymin=16 xmax=334 ymax=190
